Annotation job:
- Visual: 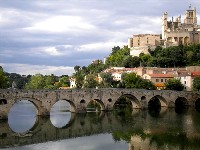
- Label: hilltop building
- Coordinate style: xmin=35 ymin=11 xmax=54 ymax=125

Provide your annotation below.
xmin=128 ymin=34 xmax=160 ymax=57
xmin=128 ymin=5 xmax=200 ymax=57
xmin=162 ymin=5 xmax=200 ymax=47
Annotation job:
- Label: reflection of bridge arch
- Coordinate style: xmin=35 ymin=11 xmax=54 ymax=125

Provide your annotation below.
xmin=50 ymin=112 xmax=76 ymax=129
xmin=195 ymin=98 xmax=200 ymax=112
xmin=9 ymin=116 xmax=39 ymax=137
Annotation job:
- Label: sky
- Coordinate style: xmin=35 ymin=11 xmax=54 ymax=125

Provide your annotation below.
xmin=0 ymin=0 xmax=200 ymax=76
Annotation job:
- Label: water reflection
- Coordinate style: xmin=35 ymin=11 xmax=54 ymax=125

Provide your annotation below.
xmin=50 ymin=100 xmax=72 ymax=128
xmin=2 ymin=105 xmax=200 ymax=150
xmin=8 ymin=100 xmax=37 ymax=133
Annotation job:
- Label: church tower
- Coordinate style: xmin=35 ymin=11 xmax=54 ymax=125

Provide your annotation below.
xmin=184 ymin=5 xmax=197 ymax=25
xmin=162 ymin=12 xmax=168 ymax=39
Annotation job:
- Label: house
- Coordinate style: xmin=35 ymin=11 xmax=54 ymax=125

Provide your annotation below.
xmin=70 ymin=78 xmax=76 ymax=88
xmin=143 ymin=73 xmax=174 ymax=90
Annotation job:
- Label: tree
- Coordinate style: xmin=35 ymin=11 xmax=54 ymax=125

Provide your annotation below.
xmin=122 ymin=56 xmax=140 ymax=68
xmin=74 ymin=65 xmax=81 ymax=72
xmin=99 ymin=72 xmax=115 ymax=88
xmin=74 ymin=72 xmax=84 ymax=88
xmin=25 ymin=74 xmax=45 ymax=89
xmin=111 ymin=46 xmax=121 ymax=55
xmin=165 ymin=78 xmax=184 ymax=91
xmin=0 ymin=66 xmax=9 ymax=89
xmin=193 ymin=76 xmax=200 ymax=91
xmin=44 ymin=74 xmax=57 ymax=89
xmin=106 ymin=46 xmax=130 ymax=67
xmin=123 ymin=73 xmax=156 ymax=89
xmin=83 ymin=74 xmax=98 ymax=88
xmin=139 ymin=53 xmax=153 ymax=67
xmin=58 ymin=75 xmax=70 ymax=88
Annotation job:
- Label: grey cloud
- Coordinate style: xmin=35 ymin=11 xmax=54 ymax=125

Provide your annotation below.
xmin=0 ymin=0 xmax=199 ymax=75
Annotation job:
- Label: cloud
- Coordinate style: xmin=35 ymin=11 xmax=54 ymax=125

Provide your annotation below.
xmin=76 ymin=42 xmax=126 ymax=53
xmin=26 ymin=15 xmax=96 ymax=33
xmin=0 ymin=0 xmax=200 ymax=76
xmin=0 ymin=63 xmax=74 ymax=76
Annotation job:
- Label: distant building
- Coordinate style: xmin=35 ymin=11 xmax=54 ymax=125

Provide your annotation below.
xmin=162 ymin=5 xmax=200 ymax=47
xmin=143 ymin=73 xmax=174 ymax=90
xmin=128 ymin=34 xmax=160 ymax=57
xmin=99 ymin=66 xmax=200 ymax=91
xmin=70 ymin=78 xmax=76 ymax=88
xmin=128 ymin=5 xmax=200 ymax=57
xmin=128 ymin=34 xmax=160 ymax=48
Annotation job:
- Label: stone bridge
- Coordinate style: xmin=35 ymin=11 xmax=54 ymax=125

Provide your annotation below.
xmin=0 ymin=88 xmax=200 ymax=119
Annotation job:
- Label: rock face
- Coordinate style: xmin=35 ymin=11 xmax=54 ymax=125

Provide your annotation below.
xmin=0 ymin=89 xmax=199 ymax=119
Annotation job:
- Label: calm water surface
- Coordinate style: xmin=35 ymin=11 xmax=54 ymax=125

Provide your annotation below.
xmin=1 ymin=100 xmax=200 ymax=150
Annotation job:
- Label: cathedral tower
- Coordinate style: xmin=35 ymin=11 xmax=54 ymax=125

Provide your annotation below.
xmin=184 ymin=5 xmax=197 ymax=25
xmin=162 ymin=12 xmax=168 ymax=39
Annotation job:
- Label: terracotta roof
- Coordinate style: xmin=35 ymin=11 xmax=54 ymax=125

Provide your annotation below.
xmin=191 ymin=72 xmax=200 ymax=77
xmin=148 ymin=74 xmax=174 ymax=78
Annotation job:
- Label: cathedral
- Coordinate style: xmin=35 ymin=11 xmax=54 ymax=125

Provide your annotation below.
xmin=128 ymin=5 xmax=200 ymax=57
xmin=162 ymin=5 xmax=200 ymax=47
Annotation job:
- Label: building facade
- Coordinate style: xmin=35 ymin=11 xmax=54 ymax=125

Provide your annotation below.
xmin=128 ymin=34 xmax=160 ymax=57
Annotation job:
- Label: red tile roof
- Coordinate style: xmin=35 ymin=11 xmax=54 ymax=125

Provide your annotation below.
xmin=191 ymin=72 xmax=200 ymax=77
xmin=148 ymin=74 xmax=174 ymax=78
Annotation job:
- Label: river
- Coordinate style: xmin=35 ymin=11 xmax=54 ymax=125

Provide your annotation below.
xmin=1 ymin=100 xmax=200 ymax=150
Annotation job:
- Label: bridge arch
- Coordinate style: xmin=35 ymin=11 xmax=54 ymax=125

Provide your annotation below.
xmin=86 ymin=99 xmax=105 ymax=112
xmin=114 ymin=94 xmax=141 ymax=109
xmin=175 ymin=97 xmax=189 ymax=108
xmin=51 ymin=99 xmax=76 ymax=113
xmin=148 ymin=95 xmax=168 ymax=108
xmin=0 ymin=99 xmax=7 ymax=105
xmin=9 ymin=98 xmax=41 ymax=116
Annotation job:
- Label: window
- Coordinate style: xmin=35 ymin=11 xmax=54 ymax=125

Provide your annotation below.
xmin=161 ymin=79 xmax=163 ymax=82
xmin=156 ymin=79 xmax=159 ymax=82
xmin=184 ymin=81 xmax=186 ymax=84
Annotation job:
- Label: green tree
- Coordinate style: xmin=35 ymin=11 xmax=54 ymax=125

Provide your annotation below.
xmin=123 ymin=73 xmax=156 ymax=90
xmin=106 ymin=46 xmax=130 ymax=67
xmin=99 ymin=72 xmax=115 ymax=88
xmin=74 ymin=65 xmax=81 ymax=72
xmin=193 ymin=76 xmax=200 ymax=91
xmin=0 ymin=66 xmax=9 ymax=89
xmin=83 ymin=74 xmax=98 ymax=88
xmin=139 ymin=53 xmax=152 ymax=67
xmin=44 ymin=74 xmax=57 ymax=89
xmin=25 ymin=74 xmax=45 ymax=89
xmin=59 ymin=76 xmax=70 ymax=87
xmin=111 ymin=46 xmax=121 ymax=55
xmin=165 ymin=78 xmax=184 ymax=91
xmin=74 ymin=72 xmax=84 ymax=88
xmin=122 ymin=56 xmax=140 ymax=68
